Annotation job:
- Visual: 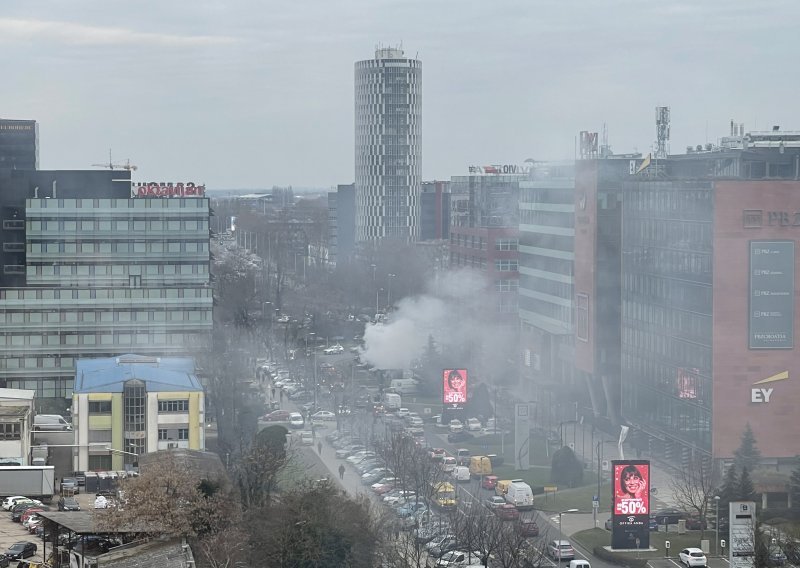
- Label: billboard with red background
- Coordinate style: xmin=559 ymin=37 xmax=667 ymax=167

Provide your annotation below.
xmin=442 ymin=369 xmax=468 ymax=408
xmin=613 ymin=461 xmax=650 ymax=515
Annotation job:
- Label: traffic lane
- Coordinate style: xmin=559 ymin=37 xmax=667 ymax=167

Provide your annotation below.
xmin=449 ymin=474 xmax=620 ymax=568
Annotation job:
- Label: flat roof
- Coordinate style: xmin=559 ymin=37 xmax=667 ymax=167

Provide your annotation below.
xmin=0 ymin=388 xmax=35 ymax=401
xmin=38 ymin=511 xmax=148 ymax=535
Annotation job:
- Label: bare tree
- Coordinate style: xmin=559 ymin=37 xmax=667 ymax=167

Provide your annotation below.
xmin=669 ymin=455 xmax=715 ymax=539
xmin=96 ymin=452 xmax=238 ymax=539
xmin=234 ymin=425 xmax=291 ymax=509
xmin=245 ymin=481 xmax=381 ymax=567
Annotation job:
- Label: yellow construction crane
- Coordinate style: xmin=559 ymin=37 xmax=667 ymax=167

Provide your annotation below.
xmin=91 ymin=149 xmax=137 ymax=171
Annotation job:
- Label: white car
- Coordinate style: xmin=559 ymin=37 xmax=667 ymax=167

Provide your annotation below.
xmin=436 ymin=550 xmax=483 ymax=567
xmin=449 ymin=419 xmax=464 ymax=433
xmin=323 ymin=345 xmax=344 ymax=355
xmin=311 ymin=411 xmax=336 ymax=422
xmin=299 ymin=431 xmax=314 ymax=445
xmin=679 ymin=548 xmax=707 ymax=567
xmin=466 ymin=418 xmax=482 ymax=431
xmin=397 ymin=408 xmax=410 ymax=418
xmin=2 ymin=496 xmax=31 ymax=511
xmin=288 ymin=413 xmax=305 ymax=429
xmin=94 ymin=495 xmax=109 ymax=509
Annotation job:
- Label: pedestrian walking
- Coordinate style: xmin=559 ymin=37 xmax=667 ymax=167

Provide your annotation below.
xmin=338 ymin=464 xmax=345 ymax=480
xmin=271 ymin=387 xmax=276 ymax=399
xmin=317 ymin=441 xmax=322 ymax=454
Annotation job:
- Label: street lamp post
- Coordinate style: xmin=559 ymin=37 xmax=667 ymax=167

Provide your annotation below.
xmin=376 ymin=287 xmax=383 ymax=316
xmin=558 ymin=509 xmax=579 ymax=564
xmin=714 ymin=495 xmax=720 ymax=557
xmin=387 ymin=273 xmax=396 ymax=308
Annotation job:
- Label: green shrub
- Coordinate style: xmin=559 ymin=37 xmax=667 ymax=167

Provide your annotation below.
xmin=592 ymin=546 xmax=649 ymax=568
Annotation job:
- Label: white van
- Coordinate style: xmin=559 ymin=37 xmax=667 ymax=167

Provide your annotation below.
xmin=504 ymin=480 xmax=534 ymax=510
xmin=451 ymin=466 xmax=470 ymax=483
xmin=33 ymin=415 xmax=72 ymax=431
xmin=389 ymin=378 xmax=419 ymax=394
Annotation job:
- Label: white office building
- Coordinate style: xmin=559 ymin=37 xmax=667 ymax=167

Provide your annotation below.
xmin=354 ymin=47 xmax=421 ymax=242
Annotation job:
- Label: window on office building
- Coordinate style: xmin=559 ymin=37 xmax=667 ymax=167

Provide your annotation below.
xmin=178 ymin=428 xmax=189 ymax=440
xmin=88 ymin=401 xmax=112 ymax=414
xmin=158 ymin=399 xmax=189 ymax=413
xmin=0 ymin=423 xmax=21 ymax=440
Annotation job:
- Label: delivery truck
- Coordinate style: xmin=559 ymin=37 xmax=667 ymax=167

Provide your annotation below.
xmin=0 ymin=466 xmax=55 ymax=502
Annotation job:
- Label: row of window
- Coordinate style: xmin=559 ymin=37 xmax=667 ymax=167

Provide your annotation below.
xmin=0 ymin=423 xmax=21 ymax=440
xmin=622 ymin=299 xmax=712 ymax=341
xmin=0 ymin=330 xmax=208 ymax=350
xmin=623 ymin=273 xmax=711 ymax=314
xmin=519 ymin=209 xmax=574 ymax=228
xmin=89 ymin=401 xmax=112 ymax=414
xmin=625 ymin=219 xmax=712 ymax=252
xmin=27 ymin=263 xmax=209 ymax=278
xmin=495 ymin=279 xmax=519 ymax=292
xmin=28 ymin=219 xmax=209 ymax=232
xmin=158 ymin=399 xmax=189 ymax=412
xmin=29 ymin=241 xmax=208 ymax=254
xmin=6 ymin=378 xmax=73 ymax=399
xmin=495 ymin=238 xmax=519 ymax=251
xmin=89 ymin=399 xmax=191 ymax=414
xmin=0 ymin=309 xmax=210 ymax=326
xmin=623 ymin=185 xmax=713 ymax=220
xmin=450 ymin=254 xmax=487 ymax=270
xmin=0 ymin=287 xmax=211 ymax=301
xmin=450 ymin=234 xmax=487 ymax=250
xmin=519 ymin=295 xmax=572 ymax=325
xmin=519 ymin=273 xmax=573 ymax=298
xmin=519 ymin=232 xmax=574 ymax=254
xmin=622 ymin=326 xmax=712 ymax=371
xmin=519 ymin=186 xmax=574 ymax=206
xmin=625 ymin=246 xmax=712 ymax=278
xmin=158 ymin=428 xmax=189 ymax=440
xmin=28 ymin=198 xmax=208 ymax=209
xmin=0 ymin=337 xmax=205 ymax=370
xmin=495 ymin=259 xmax=519 ymax=272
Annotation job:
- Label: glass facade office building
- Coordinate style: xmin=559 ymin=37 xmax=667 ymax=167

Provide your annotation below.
xmin=0 ymin=197 xmax=212 ymax=405
xmin=0 ymin=120 xmax=38 ymax=171
xmin=355 ymin=48 xmax=421 ymax=242
xmin=620 ymin=180 xmax=714 ymax=456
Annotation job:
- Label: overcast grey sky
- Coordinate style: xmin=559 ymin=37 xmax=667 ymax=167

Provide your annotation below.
xmin=2 ymin=0 xmax=797 ymax=189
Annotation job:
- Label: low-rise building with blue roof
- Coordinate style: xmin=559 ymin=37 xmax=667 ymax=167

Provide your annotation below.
xmin=72 ymin=354 xmax=205 ymax=471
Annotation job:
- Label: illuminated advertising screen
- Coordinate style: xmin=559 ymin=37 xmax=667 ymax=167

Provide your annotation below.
xmin=613 ymin=462 xmax=650 ymax=515
xmin=611 ymin=460 xmax=651 ymax=550
xmin=442 ymin=369 xmax=468 ymax=408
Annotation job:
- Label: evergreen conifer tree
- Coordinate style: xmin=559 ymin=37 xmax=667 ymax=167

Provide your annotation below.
xmin=738 ymin=466 xmax=756 ymax=502
xmin=718 ymin=463 xmax=739 ymax=519
xmin=733 ymin=423 xmax=761 ymax=472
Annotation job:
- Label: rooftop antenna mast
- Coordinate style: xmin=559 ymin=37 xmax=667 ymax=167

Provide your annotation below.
xmin=655 ymin=106 xmax=670 ymax=159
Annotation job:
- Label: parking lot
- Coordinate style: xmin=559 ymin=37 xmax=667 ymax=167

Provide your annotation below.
xmin=0 ymin=483 xmax=103 ymax=564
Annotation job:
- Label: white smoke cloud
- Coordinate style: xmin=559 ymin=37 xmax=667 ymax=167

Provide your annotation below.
xmin=361 ymin=268 xmax=516 ymax=378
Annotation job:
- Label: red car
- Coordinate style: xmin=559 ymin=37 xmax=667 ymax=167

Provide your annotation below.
xmin=20 ymin=509 xmax=44 ymax=524
xmin=262 ymin=410 xmax=291 ymax=422
xmin=481 ymin=475 xmax=498 ymax=490
xmin=429 ymin=448 xmax=446 ymax=461
xmin=494 ymin=504 xmax=520 ymax=521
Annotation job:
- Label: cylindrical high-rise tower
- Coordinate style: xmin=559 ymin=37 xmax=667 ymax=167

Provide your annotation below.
xmin=355 ymin=47 xmax=421 ymax=243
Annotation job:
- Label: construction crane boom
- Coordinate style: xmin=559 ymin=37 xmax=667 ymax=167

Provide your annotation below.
xmin=91 ymin=149 xmax=137 ymax=171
